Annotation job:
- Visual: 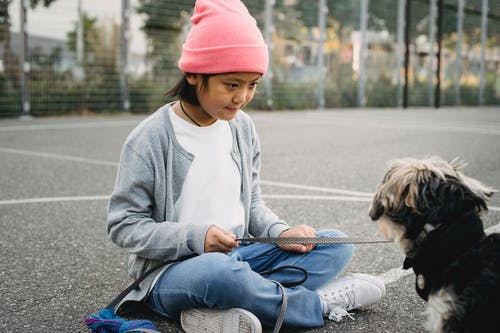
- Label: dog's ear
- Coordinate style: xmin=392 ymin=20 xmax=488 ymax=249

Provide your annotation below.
xmin=447 ymin=175 xmax=493 ymax=215
xmin=450 ymin=158 xmax=496 ymax=214
xmin=413 ymin=175 xmax=444 ymax=221
xmin=416 ymin=173 xmax=495 ymax=221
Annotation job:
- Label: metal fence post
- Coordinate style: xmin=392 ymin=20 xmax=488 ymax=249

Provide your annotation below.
xmin=120 ymin=0 xmax=130 ymax=112
xmin=455 ymin=0 xmax=464 ymax=105
xmin=396 ymin=0 xmax=405 ymax=108
xmin=428 ymin=0 xmax=436 ymax=107
xmin=403 ymin=0 xmax=410 ymax=108
xmin=358 ymin=0 xmax=368 ymax=108
xmin=74 ymin=0 xmax=85 ymax=80
xmin=19 ymin=0 xmax=30 ymax=118
xmin=479 ymin=0 xmax=488 ymax=106
xmin=434 ymin=0 xmax=443 ymax=109
xmin=264 ymin=0 xmax=274 ymax=109
xmin=77 ymin=0 xmax=84 ymax=64
xmin=317 ymin=0 xmax=327 ymax=109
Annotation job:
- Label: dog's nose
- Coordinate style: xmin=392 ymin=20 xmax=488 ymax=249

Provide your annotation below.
xmin=369 ymin=202 xmax=384 ymax=221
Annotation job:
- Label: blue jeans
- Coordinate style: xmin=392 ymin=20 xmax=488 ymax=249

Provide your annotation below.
xmin=147 ymin=229 xmax=354 ymax=328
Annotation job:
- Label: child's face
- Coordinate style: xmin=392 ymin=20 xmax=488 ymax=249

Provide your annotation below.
xmin=189 ymin=72 xmax=261 ymax=121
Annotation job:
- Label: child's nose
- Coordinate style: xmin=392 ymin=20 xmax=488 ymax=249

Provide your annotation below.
xmin=232 ymin=90 xmax=247 ymax=104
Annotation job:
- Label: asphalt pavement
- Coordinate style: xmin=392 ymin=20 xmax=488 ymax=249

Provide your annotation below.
xmin=1 ymin=106 xmax=499 ymax=332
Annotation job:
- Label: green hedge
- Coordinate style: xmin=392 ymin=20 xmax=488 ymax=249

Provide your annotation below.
xmin=1 ymin=75 xmax=498 ymax=117
xmin=0 ymin=78 xmax=168 ymax=117
xmin=0 ymin=75 xmax=21 ymax=117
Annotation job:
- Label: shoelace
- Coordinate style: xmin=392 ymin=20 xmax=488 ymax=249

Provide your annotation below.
xmin=327 ymin=305 xmax=354 ymax=322
xmin=324 ymin=285 xmax=357 ymax=322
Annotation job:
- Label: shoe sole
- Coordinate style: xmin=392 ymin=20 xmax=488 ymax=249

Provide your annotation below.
xmin=180 ymin=308 xmax=262 ymax=333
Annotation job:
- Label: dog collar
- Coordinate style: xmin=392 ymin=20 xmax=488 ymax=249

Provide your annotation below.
xmin=402 ymin=222 xmax=444 ymax=271
xmin=414 ymin=223 xmax=440 ymax=247
xmin=402 ymin=213 xmax=485 ymax=301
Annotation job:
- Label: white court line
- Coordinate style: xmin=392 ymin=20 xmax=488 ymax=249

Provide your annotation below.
xmin=2 ymin=146 xmax=500 ymax=208
xmin=0 ymin=195 xmax=110 ymax=205
xmin=0 ymin=120 xmax=140 ymax=132
xmin=0 ymin=194 xmax=370 ymax=205
xmin=0 ymin=147 xmax=370 ymax=196
xmin=261 ymin=180 xmax=373 ymax=197
xmin=2 ymin=146 xmax=499 ymax=209
xmin=4 ymin=147 xmax=498 ymax=206
xmin=264 ymin=194 xmax=372 ymax=202
xmin=1 ymin=194 xmax=499 ymax=214
xmin=0 ymin=147 xmax=119 ymax=167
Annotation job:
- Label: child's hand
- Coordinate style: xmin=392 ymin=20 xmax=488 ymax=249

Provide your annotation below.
xmin=204 ymin=225 xmax=238 ymax=253
xmin=278 ymin=224 xmax=317 ymax=253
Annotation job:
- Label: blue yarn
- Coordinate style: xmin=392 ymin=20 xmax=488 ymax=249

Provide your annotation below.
xmin=84 ymin=307 xmax=158 ymax=333
xmin=119 ymin=319 xmax=158 ymax=333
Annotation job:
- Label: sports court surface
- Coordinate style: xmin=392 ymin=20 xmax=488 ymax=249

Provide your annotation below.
xmin=1 ymin=107 xmax=499 ymax=332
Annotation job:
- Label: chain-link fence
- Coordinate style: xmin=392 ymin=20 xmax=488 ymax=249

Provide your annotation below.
xmin=0 ymin=0 xmax=498 ymax=117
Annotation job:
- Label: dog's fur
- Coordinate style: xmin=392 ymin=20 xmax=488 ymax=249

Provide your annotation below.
xmin=369 ymin=156 xmax=500 ymax=333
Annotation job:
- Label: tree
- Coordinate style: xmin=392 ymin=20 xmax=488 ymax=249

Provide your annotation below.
xmin=136 ymin=0 xmax=194 ymax=79
xmin=67 ymin=13 xmax=121 ymax=83
xmin=67 ymin=13 xmax=98 ymax=66
xmin=0 ymin=0 xmax=58 ymax=83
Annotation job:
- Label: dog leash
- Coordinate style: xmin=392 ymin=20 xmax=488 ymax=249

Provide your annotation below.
xmin=106 ymin=236 xmax=388 ymax=309
xmin=236 ymin=236 xmax=391 ymax=244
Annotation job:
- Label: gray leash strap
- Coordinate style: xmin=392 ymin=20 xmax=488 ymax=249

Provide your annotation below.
xmin=237 ymin=237 xmax=391 ymax=245
xmin=271 ymin=280 xmax=287 ymax=333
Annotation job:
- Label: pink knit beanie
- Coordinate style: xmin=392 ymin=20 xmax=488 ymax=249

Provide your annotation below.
xmin=178 ymin=0 xmax=269 ymax=75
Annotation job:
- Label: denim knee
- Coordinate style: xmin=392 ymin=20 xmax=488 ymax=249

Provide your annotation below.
xmin=316 ymin=229 xmax=354 ymax=267
xmin=337 ymin=242 xmax=354 ymax=262
xmin=189 ymin=253 xmax=259 ymax=305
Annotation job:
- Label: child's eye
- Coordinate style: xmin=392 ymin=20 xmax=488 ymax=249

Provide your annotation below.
xmin=226 ymin=83 xmax=239 ymax=89
xmin=250 ymin=82 xmax=259 ymax=88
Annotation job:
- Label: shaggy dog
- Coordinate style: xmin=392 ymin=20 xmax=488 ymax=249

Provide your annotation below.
xmin=369 ymin=156 xmax=500 ymax=333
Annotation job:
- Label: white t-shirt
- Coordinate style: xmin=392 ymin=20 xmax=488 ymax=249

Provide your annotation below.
xmin=169 ymin=108 xmax=245 ymax=237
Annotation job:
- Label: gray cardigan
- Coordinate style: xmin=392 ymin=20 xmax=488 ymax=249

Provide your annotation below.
xmin=107 ymin=104 xmax=289 ymax=309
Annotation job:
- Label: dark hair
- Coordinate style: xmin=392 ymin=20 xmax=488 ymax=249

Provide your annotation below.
xmin=166 ymin=73 xmax=213 ymax=106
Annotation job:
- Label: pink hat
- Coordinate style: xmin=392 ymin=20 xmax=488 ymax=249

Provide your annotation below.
xmin=178 ymin=0 xmax=269 ymax=75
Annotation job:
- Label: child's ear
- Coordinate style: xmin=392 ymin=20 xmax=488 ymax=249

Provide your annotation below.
xmin=185 ymin=73 xmax=201 ymax=86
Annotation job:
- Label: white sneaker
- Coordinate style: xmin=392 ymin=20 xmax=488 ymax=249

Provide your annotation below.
xmin=180 ymin=307 xmax=262 ymax=333
xmin=317 ymin=273 xmax=385 ymax=322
